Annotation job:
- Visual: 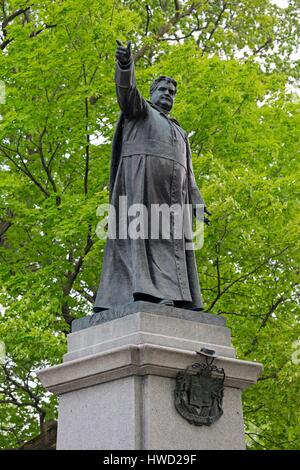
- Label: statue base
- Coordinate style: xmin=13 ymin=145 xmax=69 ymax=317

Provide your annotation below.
xmin=38 ymin=305 xmax=263 ymax=450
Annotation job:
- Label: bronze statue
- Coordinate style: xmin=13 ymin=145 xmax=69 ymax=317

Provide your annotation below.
xmin=94 ymin=41 xmax=209 ymax=312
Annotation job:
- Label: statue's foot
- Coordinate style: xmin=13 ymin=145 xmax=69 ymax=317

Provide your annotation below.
xmin=158 ymin=299 xmax=174 ymax=307
xmin=133 ymin=293 xmax=174 ymax=307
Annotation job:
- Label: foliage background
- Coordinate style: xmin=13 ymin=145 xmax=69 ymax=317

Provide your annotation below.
xmin=0 ymin=0 xmax=299 ymax=449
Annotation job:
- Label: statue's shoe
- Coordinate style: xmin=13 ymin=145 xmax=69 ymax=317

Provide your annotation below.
xmin=158 ymin=299 xmax=174 ymax=307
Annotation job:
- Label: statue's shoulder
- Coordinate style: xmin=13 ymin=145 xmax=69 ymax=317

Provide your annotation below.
xmin=171 ymin=118 xmax=188 ymax=139
xmin=146 ymin=100 xmax=159 ymax=113
xmin=146 ymin=101 xmax=184 ymax=130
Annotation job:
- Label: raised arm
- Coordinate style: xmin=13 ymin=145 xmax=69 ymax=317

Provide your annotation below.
xmin=115 ymin=40 xmax=148 ymax=118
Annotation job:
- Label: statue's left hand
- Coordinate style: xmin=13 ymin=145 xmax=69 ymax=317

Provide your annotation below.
xmin=204 ymin=206 xmax=211 ymax=225
xmin=193 ymin=206 xmax=211 ymax=225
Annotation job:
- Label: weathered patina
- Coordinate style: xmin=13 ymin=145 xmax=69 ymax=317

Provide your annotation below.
xmin=94 ymin=41 xmax=209 ymax=312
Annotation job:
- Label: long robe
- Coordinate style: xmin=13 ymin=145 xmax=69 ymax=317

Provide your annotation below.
xmin=94 ymin=61 xmax=205 ymax=311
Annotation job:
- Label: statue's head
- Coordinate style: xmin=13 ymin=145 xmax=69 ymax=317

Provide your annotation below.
xmin=150 ymin=76 xmax=177 ymax=114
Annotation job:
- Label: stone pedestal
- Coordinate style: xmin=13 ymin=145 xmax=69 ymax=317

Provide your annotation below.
xmin=38 ymin=303 xmax=263 ymax=450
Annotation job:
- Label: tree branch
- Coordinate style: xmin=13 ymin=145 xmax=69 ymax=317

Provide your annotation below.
xmin=134 ymin=1 xmax=204 ymax=62
xmin=174 ymin=0 xmax=182 ymax=20
xmin=217 ymin=310 xmax=261 ymax=318
xmin=82 ymin=64 xmax=90 ymax=195
xmin=0 ymin=399 xmax=35 ymax=407
xmin=0 ymin=37 xmax=12 ymax=49
xmin=75 ymin=288 xmax=96 ymax=304
xmin=0 ymin=6 xmax=56 ymax=50
xmin=0 ymin=220 xmax=12 ymax=239
xmin=61 ymin=233 xmax=94 ymax=324
xmin=1 ymin=362 xmax=46 ymax=416
xmin=201 ymin=1 xmax=228 ymax=55
xmin=0 ymin=5 xmax=32 ymax=49
xmin=158 ymin=26 xmax=202 ymax=42
xmin=253 ymin=37 xmax=273 ymax=56
xmin=0 ymin=208 xmax=14 ymax=244
xmin=0 ymin=145 xmax=50 ymax=198
xmin=47 ymin=143 xmax=61 ymax=170
xmin=257 ymin=373 xmax=278 ymax=381
xmin=37 ymin=126 xmax=61 ymax=205
xmin=248 ymin=296 xmax=288 ymax=351
xmin=144 ymin=5 xmax=152 ymax=36
xmin=84 ymin=97 xmax=90 ymax=195
xmin=29 ymin=23 xmax=57 ymax=38
xmin=245 ymin=432 xmax=267 ymax=449
xmin=215 ymin=255 xmax=221 ymax=297
xmin=2 ymin=6 xmax=31 ymax=30
xmin=207 ymin=246 xmax=291 ymax=312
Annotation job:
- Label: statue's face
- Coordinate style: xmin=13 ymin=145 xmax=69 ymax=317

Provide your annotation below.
xmin=151 ymin=80 xmax=176 ymax=114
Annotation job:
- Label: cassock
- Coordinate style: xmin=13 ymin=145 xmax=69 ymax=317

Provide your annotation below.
xmin=94 ymin=60 xmax=205 ymax=311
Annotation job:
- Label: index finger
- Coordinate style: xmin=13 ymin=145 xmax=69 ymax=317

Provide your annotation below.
xmin=116 ymin=39 xmax=124 ymax=47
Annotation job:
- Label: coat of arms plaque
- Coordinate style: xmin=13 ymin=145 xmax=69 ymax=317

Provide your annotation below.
xmin=174 ymin=348 xmax=225 ymax=426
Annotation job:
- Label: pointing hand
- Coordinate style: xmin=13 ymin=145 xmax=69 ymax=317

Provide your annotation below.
xmin=116 ymin=40 xmax=132 ymax=66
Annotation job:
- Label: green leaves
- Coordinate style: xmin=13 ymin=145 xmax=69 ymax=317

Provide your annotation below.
xmin=0 ymin=0 xmax=299 ymax=449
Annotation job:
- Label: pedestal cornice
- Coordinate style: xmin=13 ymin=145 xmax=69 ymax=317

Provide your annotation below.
xmin=38 ymin=342 xmax=263 ymax=396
